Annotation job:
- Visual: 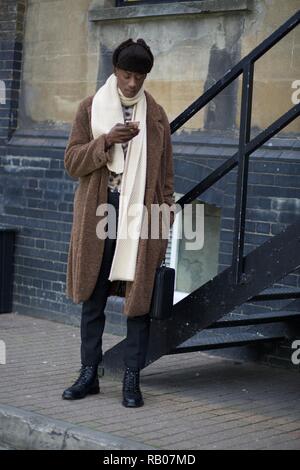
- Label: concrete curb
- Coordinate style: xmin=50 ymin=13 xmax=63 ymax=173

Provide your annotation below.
xmin=0 ymin=404 xmax=157 ymax=450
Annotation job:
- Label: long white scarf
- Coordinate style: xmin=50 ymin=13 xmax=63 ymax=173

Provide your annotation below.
xmin=91 ymin=73 xmax=147 ymax=282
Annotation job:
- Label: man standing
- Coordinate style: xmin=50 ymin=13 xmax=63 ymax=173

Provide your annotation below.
xmin=63 ymin=38 xmax=175 ymax=407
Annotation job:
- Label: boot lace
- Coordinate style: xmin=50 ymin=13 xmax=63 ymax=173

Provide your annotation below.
xmin=73 ymin=365 xmax=97 ymax=387
xmin=123 ymin=368 xmax=140 ymax=393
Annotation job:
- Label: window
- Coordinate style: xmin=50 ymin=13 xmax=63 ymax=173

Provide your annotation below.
xmin=167 ymin=193 xmax=221 ymax=304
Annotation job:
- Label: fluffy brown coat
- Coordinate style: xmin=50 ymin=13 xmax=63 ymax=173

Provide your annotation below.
xmin=64 ymin=90 xmax=175 ymax=317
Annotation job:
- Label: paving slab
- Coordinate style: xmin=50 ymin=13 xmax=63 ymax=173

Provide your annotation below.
xmin=0 ymin=313 xmax=299 ymax=450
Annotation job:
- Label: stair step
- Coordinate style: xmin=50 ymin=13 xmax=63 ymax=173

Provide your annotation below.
xmin=104 ymin=218 xmax=300 ymax=372
xmin=208 ymin=310 xmax=300 ymax=328
xmin=249 ymin=287 xmax=300 ymax=301
xmin=170 ymin=331 xmax=285 ymax=354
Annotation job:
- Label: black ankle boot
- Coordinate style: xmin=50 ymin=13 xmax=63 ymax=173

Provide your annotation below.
xmin=122 ymin=367 xmax=144 ymax=408
xmin=62 ymin=365 xmax=100 ymax=400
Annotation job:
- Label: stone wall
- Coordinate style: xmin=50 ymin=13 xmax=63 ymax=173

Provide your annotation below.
xmin=18 ymin=0 xmax=300 ymax=134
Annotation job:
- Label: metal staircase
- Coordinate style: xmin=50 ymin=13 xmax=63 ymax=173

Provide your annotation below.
xmin=103 ymin=11 xmax=300 ymax=374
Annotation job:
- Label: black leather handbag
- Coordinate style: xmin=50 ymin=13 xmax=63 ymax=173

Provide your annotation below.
xmin=149 ymin=257 xmax=175 ymax=320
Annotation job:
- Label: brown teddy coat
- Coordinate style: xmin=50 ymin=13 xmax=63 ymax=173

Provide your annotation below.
xmin=64 ymin=90 xmax=175 ymax=317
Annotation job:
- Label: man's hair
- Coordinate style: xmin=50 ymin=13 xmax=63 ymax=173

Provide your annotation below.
xmin=112 ymin=38 xmax=154 ymax=74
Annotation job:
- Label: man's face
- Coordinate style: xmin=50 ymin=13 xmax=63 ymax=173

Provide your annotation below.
xmin=114 ymin=67 xmax=147 ymax=98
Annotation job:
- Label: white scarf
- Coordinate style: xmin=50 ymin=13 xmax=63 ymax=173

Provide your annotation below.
xmin=91 ymin=73 xmax=147 ymax=282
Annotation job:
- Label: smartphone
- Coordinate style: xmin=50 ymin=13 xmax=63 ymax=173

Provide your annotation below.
xmin=125 ymin=120 xmax=140 ymax=128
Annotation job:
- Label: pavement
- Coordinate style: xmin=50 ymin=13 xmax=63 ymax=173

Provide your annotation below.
xmin=0 ymin=312 xmax=300 ymax=450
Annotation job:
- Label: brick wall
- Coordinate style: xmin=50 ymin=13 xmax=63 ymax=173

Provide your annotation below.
xmin=1 ymin=133 xmax=299 ymax=333
xmin=0 ymin=0 xmax=26 ymax=143
xmin=0 ymin=141 xmax=126 ymax=331
xmin=172 ymin=134 xmax=300 ymax=317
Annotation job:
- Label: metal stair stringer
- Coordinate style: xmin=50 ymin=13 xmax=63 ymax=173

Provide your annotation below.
xmin=103 ymin=218 xmax=300 ymax=374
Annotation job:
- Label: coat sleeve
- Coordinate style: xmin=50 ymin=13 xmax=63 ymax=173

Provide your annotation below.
xmin=64 ymin=98 xmax=113 ymax=179
xmin=160 ymin=107 xmax=176 ymax=227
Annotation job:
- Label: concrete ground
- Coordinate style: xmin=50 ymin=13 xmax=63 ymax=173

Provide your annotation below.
xmin=0 ymin=312 xmax=300 ymax=450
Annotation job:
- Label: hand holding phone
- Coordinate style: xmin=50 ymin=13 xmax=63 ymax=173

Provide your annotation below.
xmin=106 ymin=121 xmax=140 ymax=146
xmin=125 ymin=120 xmax=140 ymax=129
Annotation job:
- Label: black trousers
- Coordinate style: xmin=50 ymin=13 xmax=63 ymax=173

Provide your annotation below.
xmin=80 ymin=188 xmax=151 ymax=370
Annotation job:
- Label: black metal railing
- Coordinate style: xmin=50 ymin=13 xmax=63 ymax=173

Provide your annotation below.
xmin=103 ymin=11 xmax=300 ymax=372
xmin=169 ymin=10 xmax=300 ymax=285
